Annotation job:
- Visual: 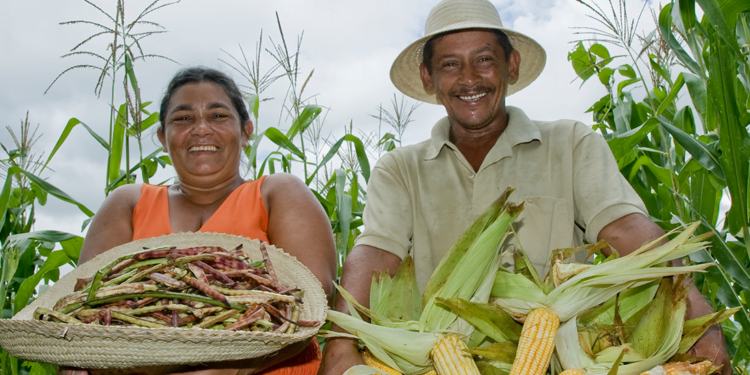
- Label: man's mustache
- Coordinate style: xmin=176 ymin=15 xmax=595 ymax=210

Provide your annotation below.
xmin=451 ymin=85 xmax=492 ymax=96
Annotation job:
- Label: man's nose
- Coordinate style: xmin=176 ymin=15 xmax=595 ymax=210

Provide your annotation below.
xmin=457 ymin=62 xmax=481 ymax=87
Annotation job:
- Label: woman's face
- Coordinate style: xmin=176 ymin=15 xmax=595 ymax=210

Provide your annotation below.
xmin=159 ymin=81 xmax=251 ymax=185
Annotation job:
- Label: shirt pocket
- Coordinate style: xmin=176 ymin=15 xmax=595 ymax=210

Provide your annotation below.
xmin=507 ymin=196 xmax=573 ymax=278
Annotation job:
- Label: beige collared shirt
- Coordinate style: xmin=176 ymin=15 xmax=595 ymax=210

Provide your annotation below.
xmin=355 ymin=106 xmax=647 ymax=290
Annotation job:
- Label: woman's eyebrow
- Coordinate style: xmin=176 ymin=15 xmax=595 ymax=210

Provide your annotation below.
xmin=170 ymin=104 xmax=193 ymax=113
xmin=208 ymin=102 xmax=232 ymax=110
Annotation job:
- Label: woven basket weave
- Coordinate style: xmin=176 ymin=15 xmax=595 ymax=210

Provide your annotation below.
xmin=0 ymin=232 xmax=328 ymax=369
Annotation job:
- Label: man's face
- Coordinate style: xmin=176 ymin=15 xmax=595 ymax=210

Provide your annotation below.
xmin=420 ymin=30 xmax=520 ymax=131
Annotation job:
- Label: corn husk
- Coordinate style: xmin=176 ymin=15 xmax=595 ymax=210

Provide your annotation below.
xmin=370 ymin=255 xmax=421 ymax=322
xmin=327 ymin=191 xmax=523 ymax=374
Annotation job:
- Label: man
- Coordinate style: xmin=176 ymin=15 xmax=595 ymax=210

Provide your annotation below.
xmin=319 ymin=0 xmax=729 ymax=374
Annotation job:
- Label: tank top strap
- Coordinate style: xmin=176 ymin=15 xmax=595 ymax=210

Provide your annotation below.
xmin=200 ymin=175 xmax=269 ymax=243
xmin=132 ymin=184 xmax=172 ymax=241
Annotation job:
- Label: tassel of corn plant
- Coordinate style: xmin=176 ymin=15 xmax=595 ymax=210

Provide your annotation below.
xmin=508 ymin=307 xmax=559 ymax=375
xmin=431 ymin=334 xmax=481 ymax=375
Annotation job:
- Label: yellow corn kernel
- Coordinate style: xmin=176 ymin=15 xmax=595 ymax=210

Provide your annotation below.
xmin=430 ymin=334 xmax=481 ymax=375
xmin=640 ymin=361 xmax=713 ymax=375
xmin=508 ymin=307 xmax=560 ymax=375
xmin=559 ymin=370 xmax=585 ymax=375
xmin=362 ymin=348 xmax=402 ymax=375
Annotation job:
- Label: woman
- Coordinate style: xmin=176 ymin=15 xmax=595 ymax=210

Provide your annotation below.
xmin=71 ymin=67 xmax=337 ymax=375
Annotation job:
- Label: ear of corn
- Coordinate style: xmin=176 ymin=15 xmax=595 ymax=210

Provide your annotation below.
xmin=431 ymin=335 xmax=481 ymax=375
xmin=363 ymin=348 xmax=403 ymax=375
xmin=508 ymin=307 xmax=559 ymax=375
xmin=640 ymin=361 xmax=713 ymax=375
xmin=420 ymin=202 xmax=523 ymax=332
xmin=559 ymin=370 xmax=585 ymax=375
xmin=422 ymin=189 xmax=512 ymax=307
xmin=385 ymin=255 xmax=422 ymax=322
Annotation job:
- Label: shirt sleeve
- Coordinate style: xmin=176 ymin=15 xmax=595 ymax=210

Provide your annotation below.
xmin=572 ymin=124 xmax=648 ymax=244
xmin=354 ymin=152 xmax=413 ymax=260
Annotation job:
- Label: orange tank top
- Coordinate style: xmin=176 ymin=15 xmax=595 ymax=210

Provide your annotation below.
xmin=132 ymin=176 xmax=269 ymax=242
xmin=130 ymin=176 xmax=321 ymax=375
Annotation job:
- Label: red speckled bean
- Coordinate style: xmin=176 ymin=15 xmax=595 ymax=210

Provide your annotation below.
xmin=182 ymin=276 xmax=229 ymax=304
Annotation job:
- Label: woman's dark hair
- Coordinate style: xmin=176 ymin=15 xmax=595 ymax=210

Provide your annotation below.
xmin=421 ymin=29 xmax=514 ymax=74
xmin=159 ymin=67 xmax=250 ymax=131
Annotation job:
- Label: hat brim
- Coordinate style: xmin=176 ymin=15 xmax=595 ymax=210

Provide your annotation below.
xmin=390 ymin=26 xmax=546 ymax=104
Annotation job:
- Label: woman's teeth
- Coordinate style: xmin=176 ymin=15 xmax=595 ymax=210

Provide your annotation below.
xmin=189 ymin=146 xmax=217 ymax=152
xmin=459 ymin=93 xmax=487 ymax=101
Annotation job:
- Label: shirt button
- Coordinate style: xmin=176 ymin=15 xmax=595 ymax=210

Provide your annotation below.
xmin=468 ymin=173 xmax=475 ymax=179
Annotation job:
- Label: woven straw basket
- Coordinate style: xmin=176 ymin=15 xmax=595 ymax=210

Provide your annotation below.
xmin=0 ymin=232 xmax=328 ymax=369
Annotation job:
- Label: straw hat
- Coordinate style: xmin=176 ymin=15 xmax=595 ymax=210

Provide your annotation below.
xmin=390 ymin=0 xmax=546 ymax=104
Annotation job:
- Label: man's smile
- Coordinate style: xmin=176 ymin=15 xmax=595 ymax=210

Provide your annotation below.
xmin=458 ymin=92 xmax=487 ymax=101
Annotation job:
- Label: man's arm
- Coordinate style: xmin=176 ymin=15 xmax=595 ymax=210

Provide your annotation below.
xmin=598 ymin=213 xmax=731 ymax=375
xmin=318 ymin=244 xmax=403 ymax=375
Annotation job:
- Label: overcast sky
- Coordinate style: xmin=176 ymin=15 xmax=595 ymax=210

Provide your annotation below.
xmin=0 ymin=0 xmax=660 ymax=238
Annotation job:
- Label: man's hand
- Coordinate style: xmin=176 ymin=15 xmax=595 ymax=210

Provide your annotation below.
xmin=599 ymin=214 xmax=732 ymax=374
xmin=318 ymin=339 xmax=364 ymax=375
xmin=688 ymin=325 xmax=731 ymax=375
xmin=318 ymin=244 xmax=401 ymax=375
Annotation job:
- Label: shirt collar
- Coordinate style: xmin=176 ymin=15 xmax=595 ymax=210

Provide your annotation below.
xmin=423 ymin=106 xmax=542 ymax=163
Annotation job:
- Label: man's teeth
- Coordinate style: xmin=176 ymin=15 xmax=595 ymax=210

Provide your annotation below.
xmin=189 ymin=146 xmax=217 ymax=152
xmin=459 ymin=93 xmax=487 ymax=101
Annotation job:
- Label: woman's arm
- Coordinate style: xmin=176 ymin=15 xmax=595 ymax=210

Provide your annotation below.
xmin=79 ymin=184 xmax=141 ymax=264
xmin=263 ymin=173 xmax=337 ymax=302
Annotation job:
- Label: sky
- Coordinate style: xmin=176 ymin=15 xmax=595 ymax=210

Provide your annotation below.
xmin=0 ymin=0 xmax=661 ymax=238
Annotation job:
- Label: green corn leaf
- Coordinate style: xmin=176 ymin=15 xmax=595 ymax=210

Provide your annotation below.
xmin=656 ymin=73 xmax=684 ymax=116
xmin=43 ymin=117 xmax=109 ymax=172
xmin=658 ymin=119 xmax=725 ymax=181
xmin=334 ymin=169 xmax=352 ymax=257
xmin=13 ymin=167 xmax=94 ymax=217
xmin=0 ymin=172 xmax=13 ymax=232
xmin=436 ymin=297 xmax=521 ymax=342
xmin=105 ymin=148 xmax=163 ymax=192
xmin=246 ymin=93 xmax=260 ymax=120
xmin=659 ymin=5 xmax=702 ymax=76
xmin=606 ymin=118 xmax=658 ymax=160
xmin=709 ymin=36 xmax=750 ymax=240
xmin=696 ymin=0 xmax=744 ymax=56
xmin=124 ymin=53 xmax=139 ymax=94
xmin=673 ymin=0 xmax=697 ymax=35
xmin=140 ymin=112 xmax=160 ymax=133
xmin=630 ymin=278 xmax=674 ymax=357
xmin=14 ymin=250 xmax=72 ymax=314
xmin=286 ymin=105 xmax=322 ymax=140
xmin=629 ymin=155 xmax=673 ymax=188
xmin=107 ymin=104 xmax=128 ymax=188
xmin=265 ymin=127 xmax=305 ymax=160
xmin=306 ymin=134 xmax=370 ymax=184
xmin=682 ymin=73 xmax=708 ymax=122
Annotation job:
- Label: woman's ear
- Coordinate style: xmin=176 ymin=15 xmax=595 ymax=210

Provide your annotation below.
xmin=157 ymin=127 xmax=168 ymax=152
xmin=241 ymin=120 xmax=253 ymax=148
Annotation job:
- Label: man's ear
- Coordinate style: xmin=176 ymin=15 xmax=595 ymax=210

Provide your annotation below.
xmin=507 ymin=49 xmax=521 ymax=85
xmin=241 ymin=120 xmax=253 ymax=148
xmin=157 ymin=127 xmax=168 ymax=153
xmin=419 ymin=63 xmax=435 ymax=94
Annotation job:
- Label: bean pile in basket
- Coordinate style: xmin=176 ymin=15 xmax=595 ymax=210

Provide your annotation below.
xmin=34 ymin=243 xmax=319 ymax=332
